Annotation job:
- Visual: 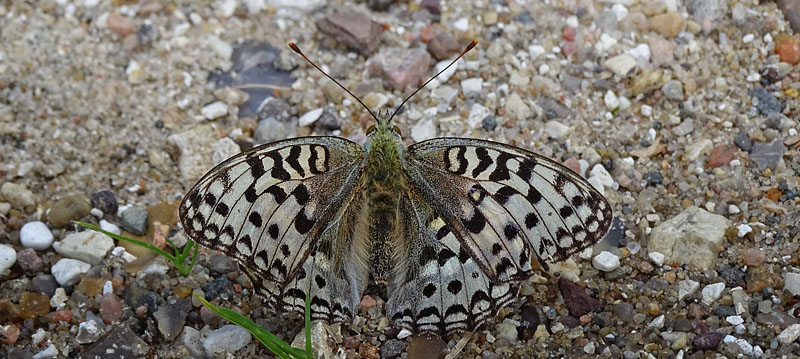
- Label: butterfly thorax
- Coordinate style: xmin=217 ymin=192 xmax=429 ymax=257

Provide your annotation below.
xmin=359 ymin=121 xmax=409 ymax=282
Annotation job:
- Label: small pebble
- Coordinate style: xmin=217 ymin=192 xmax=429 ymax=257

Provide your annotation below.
xmin=16 ymin=248 xmax=43 ymax=275
xmin=777 ymin=324 xmax=800 ymax=344
xmin=742 ymin=248 xmax=765 ymax=266
xmin=20 ymin=221 xmax=54 ymax=250
xmin=201 ymin=101 xmax=229 ymax=120
xmin=53 ymin=231 xmax=114 ymax=265
xmin=0 ymin=244 xmax=16 ymax=273
xmin=648 ymin=251 xmax=665 ymax=266
xmin=120 ymin=206 xmax=149 ymax=235
xmin=592 ymin=251 xmax=620 ymax=272
xmin=51 ymin=258 xmax=92 ymax=286
xmin=702 ymin=282 xmax=725 ymax=304
xmin=47 ymin=195 xmax=92 ymax=227
xmin=91 ymin=190 xmax=118 ymax=215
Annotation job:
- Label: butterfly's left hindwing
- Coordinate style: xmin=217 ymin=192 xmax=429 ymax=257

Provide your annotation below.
xmin=179 ymin=136 xmax=366 ymax=321
xmin=405 ymin=138 xmax=612 ymax=282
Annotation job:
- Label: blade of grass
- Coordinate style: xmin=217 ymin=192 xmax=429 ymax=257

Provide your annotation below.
xmin=194 ymin=294 xmax=313 ymax=359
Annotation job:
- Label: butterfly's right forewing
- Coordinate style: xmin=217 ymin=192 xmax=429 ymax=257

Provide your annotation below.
xmin=179 ymin=136 xmax=366 ymax=321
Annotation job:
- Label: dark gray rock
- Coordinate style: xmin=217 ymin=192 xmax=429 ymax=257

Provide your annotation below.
xmin=153 ymin=298 xmax=192 ymax=341
xmin=380 ymin=339 xmax=407 ymax=359
xmin=91 ymin=190 xmax=118 ymax=216
xmin=78 ymin=325 xmax=152 ymax=359
xmin=749 ymin=88 xmax=784 ymax=115
xmin=120 ymin=206 xmax=148 ymax=235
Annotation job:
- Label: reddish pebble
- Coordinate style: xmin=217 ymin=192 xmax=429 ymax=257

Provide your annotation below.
xmin=420 ymin=24 xmax=437 ymax=43
xmin=708 ymin=145 xmax=736 ymax=168
xmin=579 ymin=314 xmax=592 ymax=325
xmin=360 ymin=295 xmax=377 ymax=308
xmin=563 ymin=158 xmax=581 ymax=175
xmin=233 ymin=283 xmax=242 ymax=293
xmin=99 ymin=293 xmax=123 ymax=324
xmin=107 ymin=13 xmax=134 ymax=37
xmin=774 ymin=34 xmax=800 ymax=65
xmin=562 ymin=26 xmax=576 ymax=41
xmin=742 ymin=248 xmax=765 ymax=267
xmin=342 ymin=335 xmax=360 ymax=349
xmin=1 ymin=325 xmax=20 ymax=344
xmin=52 ymin=310 xmax=73 ymax=323
xmin=765 ymin=188 xmax=782 ymax=201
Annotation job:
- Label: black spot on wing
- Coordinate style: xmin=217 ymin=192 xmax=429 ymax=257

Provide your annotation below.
xmin=204 ymin=193 xmax=217 ymax=206
xmin=246 ymin=155 xmax=266 ymax=179
xmin=268 ymin=224 xmax=280 ymax=239
xmin=248 ymin=212 xmax=262 ymax=227
xmin=239 ymin=234 xmax=252 ymax=251
xmin=488 ymin=152 xmax=514 ymax=181
xmin=494 ymin=186 xmax=519 ymax=205
xmin=266 ymin=152 xmax=291 ymax=181
xmin=447 ymin=280 xmax=462 ymax=294
xmin=420 ymin=246 xmax=437 ymax=266
xmin=526 ymin=187 xmax=542 ymax=204
xmin=472 ymin=147 xmax=492 ymax=178
xmin=491 ymin=243 xmax=503 ymax=255
xmin=244 ymin=184 xmax=258 ymax=203
xmin=463 ymin=210 xmax=486 ymax=234
xmin=503 ymin=223 xmax=520 ymax=241
xmin=423 ymin=283 xmax=437 ymax=297
xmin=280 ymin=244 xmax=291 ymax=256
xmin=437 ymin=248 xmax=456 ymax=267
xmin=265 ymin=185 xmax=287 ymax=204
xmin=559 ymin=206 xmax=574 ymax=218
xmin=525 ymin=212 xmax=539 ymax=229
xmin=315 ymin=275 xmax=326 ymax=288
xmin=517 ymin=159 xmax=537 ymax=182
xmin=215 ymin=202 xmax=229 ymax=216
xmin=293 ymin=184 xmax=310 ymax=205
xmin=294 ymin=210 xmax=315 ymax=234
xmin=286 ymin=145 xmax=305 ymax=177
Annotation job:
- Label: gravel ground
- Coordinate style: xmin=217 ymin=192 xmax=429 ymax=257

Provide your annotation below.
xmin=1 ymin=0 xmax=800 ymax=358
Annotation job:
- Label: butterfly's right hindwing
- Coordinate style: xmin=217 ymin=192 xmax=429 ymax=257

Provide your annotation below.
xmin=179 ymin=136 xmax=365 ymax=321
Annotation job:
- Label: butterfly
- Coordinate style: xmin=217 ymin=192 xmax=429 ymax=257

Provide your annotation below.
xmin=179 ymin=41 xmax=612 ymax=335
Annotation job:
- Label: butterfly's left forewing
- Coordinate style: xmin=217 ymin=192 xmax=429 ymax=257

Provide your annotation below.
xmin=179 ymin=136 xmax=366 ymax=321
xmin=405 ymin=138 xmax=612 ymax=281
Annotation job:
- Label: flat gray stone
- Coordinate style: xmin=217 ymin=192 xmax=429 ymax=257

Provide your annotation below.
xmin=648 ymin=206 xmax=730 ymax=270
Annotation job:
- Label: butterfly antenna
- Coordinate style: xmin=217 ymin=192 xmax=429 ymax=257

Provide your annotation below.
xmin=389 ymin=40 xmax=478 ymax=122
xmin=288 ymin=42 xmax=379 ymax=121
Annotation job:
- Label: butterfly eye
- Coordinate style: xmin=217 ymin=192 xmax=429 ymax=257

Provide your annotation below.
xmin=392 ymin=125 xmax=402 ymax=136
xmin=366 ymin=125 xmax=376 ymax=134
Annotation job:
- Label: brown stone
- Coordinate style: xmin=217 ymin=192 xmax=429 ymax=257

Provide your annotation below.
xmin=19 ymin=292 xmax=50 ymax=319
xmin=407 ymin=335 xmax=447 ymax=359
xmin=649 ymin=11 xmax=684 ymax=38
xmin=316 ymin=11 xmax=382 ymax=55
xmin=107 ymin=13 xmax=134 ymax=37
xmin=708 ymin=145 xmax=736 ymax=168
xmin=99 ymin=293 xmax=123 ymax=324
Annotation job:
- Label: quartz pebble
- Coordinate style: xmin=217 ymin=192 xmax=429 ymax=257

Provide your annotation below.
xmin=592 ymin=251 xmax=620 ymax=271
xmin=203 ymin=325 xmax=252 ymax=355
xmin=201 ymin=101 xmax=228 ymax=120
xmin=702 ymin=282 xmax=725 ymax=304
xmin=20 ymin=221 xmax=54 ymax=250
xmin=0 ymin=244 xmax=16 ymax=273
xmin=777 ymin=324 xmax=800 ymax=344
xmin=51 ymin=258 xmax=91 ymax=286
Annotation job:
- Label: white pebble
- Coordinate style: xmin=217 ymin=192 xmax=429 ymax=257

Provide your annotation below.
xmin=460 ymin=78 xmax=483 ymax=97
xmin=640 ymin=104 xmax=652 ymax=116
xmin=604 ymin=90 xmax=619 ymax=110
xmin=538 ymin=63 xmax=550 ymax=75
xmin=648 ymin=251 xmax=665 ymax=266
xmin=50 ymin=288 xmax=68 ymax=308
xmin=746 ymin=72 xmax=761 ymax=82
xmin=678 ymin=279 xmax=700 ymax=301
xmin=397 ymin=328 xmax=413 ymax=339
xmin=20 ymin=221 xmax=54 ymax=250
xmin=528 ymin=45 xmax=546 ymax=59
xmin=728 ymin=204 xmax=741 ymax=214
xmin=579 ymin=247 xmax=593 ymax=260
xmin=100 ymin=220 xmax=122 ymax=235
xmin=32 ymin=343 xmax=59 ymax=359
xmin=201 ymin=101 xmax=228 ymax=120
xmin=736 ymin=224 xmax=752 ymax=237
xmin=610 ymin=4 xmax=628 ymax=20
xmin=648 ymin=315 xmax=665 ymax=328
xmin=726 ymin=315 xmax=744 ymax=326
xmin=103 ymin=280 xmax=114 ymax=295
xmin=0 ymin=244 xmax=16 ymax=273
xmin=588 ymin=164 xmax=614 ymax=191
xmin=592 ymin=251 xmax=620 ymax=272
xmin=90 ymin=208 xmax=104 ymax=218
xmin=742 ymin=33 xmax=754 ymax=43
xmin=777 ymin=324 xmax=800 ymax=344
xmin=702 ymin=282 xmax=726 ymax=304
xmin=51 ymin=258 xmax=92 ymax=286
xmin=298 ymin=108 xmax=324 ymax=127
xmin=453 ymin=17 xmax=469 ymax=31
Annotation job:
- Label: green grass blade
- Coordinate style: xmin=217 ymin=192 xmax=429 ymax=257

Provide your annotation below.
xmin=194 ymin=294 xmax=312 ymax=359
xmin=74 ymin=221 xmax=175 ymax=260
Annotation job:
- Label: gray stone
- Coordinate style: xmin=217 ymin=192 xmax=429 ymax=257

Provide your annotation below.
xmin=661 ymin=80 xmax=684 ymax=100
xmin=78 ymin=325 xmax=151 ymax=359
xmin=53 ymin=231 xmax=114 ymax=265
xmin=648 ymin=206 xmax=730 ymax=270
xmin=254 ymin=117 xmax=298 ymax=145
xmin=178 ymin=326 xmax=206 ymax=359
xmin=153 ymin=298 xmax=191 ymax=341
xmin=749 ymin=88 xmax=784 ymax=115
xmin=211 ymin=137 xmax=240 ymax=166
xmin=120 ymin=206 xmax=148 ymax=235
xmin=203 ymin=325 xmax=252 ymax=356
xmin=167 ymin=125 xmax=216 ymax=183
xmin=604 ymin=54 xmax=637 ymax=76
xmin=750 ymin=139 xmax=785 ymax=169
xmin=380 ymin=339 xmax=407 ymax=359
xmin=783 ymin=272 xmax=800 ymax=296
xmin=291 ymin=321 xmax=333 ymax=359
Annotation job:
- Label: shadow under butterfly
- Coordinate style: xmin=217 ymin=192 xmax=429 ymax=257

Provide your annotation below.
xmin=179 ymin=40 xmax=613 ymax=336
